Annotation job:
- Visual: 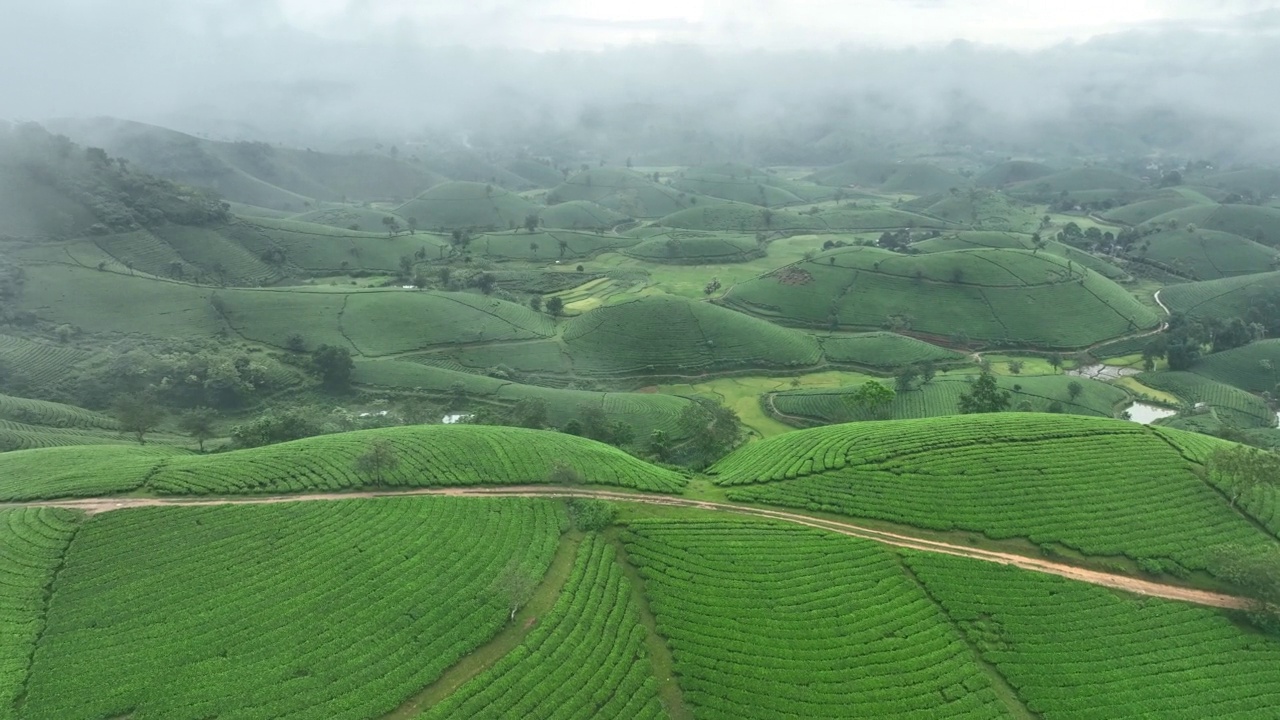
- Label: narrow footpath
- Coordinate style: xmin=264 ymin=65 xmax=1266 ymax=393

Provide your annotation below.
xmin=9 ymin=486 xmax=1247 ymax=610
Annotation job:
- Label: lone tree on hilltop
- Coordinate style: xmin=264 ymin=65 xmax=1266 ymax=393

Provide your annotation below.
xmin=113 ymin=394 xmax=166 ymax=445
xmin=958 ymin=371 xmax=1011 ymax=414
xmin=844 ymin=381 xmax=895 ymax=421
xmin=312 ymin=345 xmax=355 ymax=390
xmin=353 ymin=438 xmax=400 ymax=485
xmin=179 ymin=407 xmax=217 ymax=452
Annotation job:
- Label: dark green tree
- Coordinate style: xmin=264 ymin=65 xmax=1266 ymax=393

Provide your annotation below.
xmin=844 ymin=381 xmax=895 ymax=421
xmin=1067 ymin=380 xmax=1084 ymax=401
xmin=312 ymin=345 xmax=354 ymax=390
xmin=958 ymin=371 xmax=1011 ymax=414
xmin=353 ymin=438 xmax=400 ymax=485
xmin=178 ymin=407 xmax=217 ymax=452
xmin=545 ymin=296 xmax=565 ymax=316
xmin=113 ymin=393 xmax=166 ymax=445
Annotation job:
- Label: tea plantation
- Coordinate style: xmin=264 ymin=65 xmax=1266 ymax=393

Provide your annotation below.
xmin=710 ymin=414 xmax=1271 ymax=570
xmin=720 ymin=246 xmax=1159 ymax=348
xmin=0 ymin=425 xmax=687 ymax=500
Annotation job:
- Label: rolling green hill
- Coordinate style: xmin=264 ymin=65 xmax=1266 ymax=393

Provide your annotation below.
xmin=19 ymin=497 xmax=567 ymax=719
xmin=818 ymin=332 xmax=966 ymax=369
xmin=0 ymin=424 xmax=686 ymax=500
xmin=1102 ymin=194 xmax=1209 ymax=225
xmin=1007 ymin=167 xmax=1145 ymax=196
xmin=1203 ymin=168 xmax=1280 ymax=198
xmin=536 ymin=200 xmax=627 ymax=230
xmin=352 ymin=359 xmax=696 ymax=439
xmin=1187 ymin=339 xmax=1280 ymax=393
xmin=48 ymin=117 xmax=444 ymax=209
xmin=900 ymin=189 xmax=1040 ymax=232
xmin=545 ymin=168 xmax=694 ymax=218
xmin=1142 ymin=204 xmax=1280 ymax=246
xmin=621 ymin=232 xmax=764 ymax=264
xmin=656 ymin=202 xmax=951 ymax=232
xmin=709 ymin=413 xmax=1268 ymax=570
xmin=808 ymin=160 xmax=968 ymax=195
xmin=562 ymin=295 xmax=823 ymax=377
xmin=972 ymin=160 xmax=1054 ymax=187
xmin=769 ymin=374 xmax=1127 ymax=425
xmin=1126 ymin=226 xmax=1280 ymax=279
xmin=1159 ymin=270 xmax=1280 ymax=321
xmin=720 ymin=246 xmax=1159 ymax=348
xmin=911 ymin=231 xmax=1128 ymax=279
xmin=14 ymin=265 xmax=553 ymax=352
xmin=395 ymin=181 xmax=543 ymax=232
xmin=669 ymin=164 xmax=835 ymax=206
xmin=1138 ymin=371 xmax=1275 ymax=428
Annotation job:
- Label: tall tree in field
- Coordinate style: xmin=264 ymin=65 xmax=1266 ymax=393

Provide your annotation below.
xmin=1067 ymin=380 xmax=1084 ymax=401
xmin=545 ymin=296 xmax=565 ymax=316
xmin=179 ymin=407 xmax=217 ymax=452
xmin=845 ymin=381 xmax=895 ymax=420
xmin=524 ymin=213 xmax=540 ymax=233
xmin=312 ymin=345 xmax=355 ymax=390
xmin=494 ymin=561 xmax=538 ymax=621
xmin=353 ymin=438 xmax=400 ymax=485
xmin=1047 ymin=353 xmax=1064 ymax=374
xmin=958 ymin=371 xmax=1011 ymax=414
xmin=113 ymin=394 xmax=166 ymax=445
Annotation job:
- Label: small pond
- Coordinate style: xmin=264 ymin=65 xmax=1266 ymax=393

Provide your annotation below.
xmin=1125 ymin=402 xmax=1177 ymax=425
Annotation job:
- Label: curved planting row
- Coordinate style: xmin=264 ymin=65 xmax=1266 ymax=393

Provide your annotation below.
xmin=0 ymin=334 xmax=92 ymax=387
xmin=0 ymin=508 xmax=82 ymax=720
xmin=0 ymin=394 xmax=117 ymax=430
xmin=906 ymin=552 xmax=1280 ymax=718
xmin=622 ymin=518 xmax=1008 ymax=718
xmin=22 ymin=497 xmax=565 ymax=720
xmin=425 ymin=536 xmax=664 ymax=719
xmin=150 ymin=425 xmax=687 ymax=495
xmin=0 ymin=445 xmax=181 ymax=501
xmin=710 ymin=415 xmax=1268 ymax=569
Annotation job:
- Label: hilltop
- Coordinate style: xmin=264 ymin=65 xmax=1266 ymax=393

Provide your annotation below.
xmin=720 ymin=246 xmax=1159 ymax=348
xmin=396 ymin=181 xmax=543 ymax=232
xmin=808 ymin=160 xmax=969 ymax=195
xmin=545 ymin=168 xmax=694 ymax=218
xmin=47 ymin=117 xmax=444 ymax=210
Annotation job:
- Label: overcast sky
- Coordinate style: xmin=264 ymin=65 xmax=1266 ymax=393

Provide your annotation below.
xmin=5 ymin=0 xmax=1280 ymax=158
xmin=264 ymin=0 xmax=1278 ymax=49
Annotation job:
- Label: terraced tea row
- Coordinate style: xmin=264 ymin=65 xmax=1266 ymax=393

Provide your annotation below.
xmin=0 ymin=508 xmax=81 ymax=720
xmin=424 ymin=536 xmax=664 ymax=720
xmin=711 ymin=415 xmax=1269 ymax=569
xmin=722 ymin=247 xmax=1159 ymax=348
xmin=906 ymin=553 xmax=1280 ymax=718
xmin=0 ymin=426 xmax=687 ymax=501
xmin=622 ymin=518 xmax=1010 ymax=719
xmin=22 ymin=498 xmax=566 ymax=720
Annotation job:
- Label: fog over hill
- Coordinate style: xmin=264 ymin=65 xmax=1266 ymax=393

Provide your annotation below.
xmin=4 ymin=1 xmax=1280 ymax=164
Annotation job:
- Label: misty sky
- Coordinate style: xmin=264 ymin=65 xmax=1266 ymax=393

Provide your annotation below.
xmin=271 ymin=0 xmax=1277 ymax=49
xmin=5 ymin=0 xmax=1280 ymax=160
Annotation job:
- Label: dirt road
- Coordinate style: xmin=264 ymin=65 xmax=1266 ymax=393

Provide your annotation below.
xmin=12 ymin=486 xmax=1246 ymax=610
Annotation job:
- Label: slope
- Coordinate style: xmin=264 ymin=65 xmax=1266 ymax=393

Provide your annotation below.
xmin=709 ymin=413 xmax=1270 ymax=571
xmin=720 ymin=246 xmax=1159 ymax=348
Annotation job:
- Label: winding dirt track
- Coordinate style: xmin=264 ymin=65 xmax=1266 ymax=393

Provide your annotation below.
xmin=11 ymin=486 xmax=1246 ymax=610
